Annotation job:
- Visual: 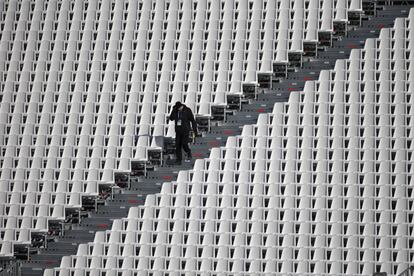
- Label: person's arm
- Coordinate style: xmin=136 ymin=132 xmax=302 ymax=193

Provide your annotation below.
xmin=169 ymin=106 xmax=177 ymax=122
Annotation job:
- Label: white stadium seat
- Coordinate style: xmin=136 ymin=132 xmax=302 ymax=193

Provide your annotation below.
xmin=43 ymin=6 xmax=414 ymax=275
xmin=2 ymin=0 xmax=413 ymax=275
xmin=1 ymin=0 xmax=364 ymax=255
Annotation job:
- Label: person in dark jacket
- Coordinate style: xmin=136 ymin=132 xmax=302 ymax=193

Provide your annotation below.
xmin=169 ymin=101 xmax=197 ymax=165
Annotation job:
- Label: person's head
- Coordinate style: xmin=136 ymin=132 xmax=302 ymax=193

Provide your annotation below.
xmin=175 ymin=101 xmax=184 ymax=111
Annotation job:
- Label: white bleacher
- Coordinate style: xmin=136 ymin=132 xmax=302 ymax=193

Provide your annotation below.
xmin=0 ymin=0 xmax=360 ymax=256
xmin=45 ymin=8 xmax=414 ymax=276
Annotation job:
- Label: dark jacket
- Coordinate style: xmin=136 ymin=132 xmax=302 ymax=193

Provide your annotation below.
xmin=169 ymin=105 xmax=197 ymax=134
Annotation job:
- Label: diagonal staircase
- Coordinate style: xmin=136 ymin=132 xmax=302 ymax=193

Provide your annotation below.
xmin=16 ymin=4 xmax=413 ymax=276
xmin=397 ymin=266 xmax=414 ymax=276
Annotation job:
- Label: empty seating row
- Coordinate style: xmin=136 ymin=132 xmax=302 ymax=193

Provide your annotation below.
xmin=45 ymin=9 xmax=414 ymax=276
xmin=0 ymin=0 xmax=363 ymax=256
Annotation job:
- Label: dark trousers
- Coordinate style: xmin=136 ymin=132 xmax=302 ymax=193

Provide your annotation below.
xmin=175 ymin=131 xmax=191 ymax=161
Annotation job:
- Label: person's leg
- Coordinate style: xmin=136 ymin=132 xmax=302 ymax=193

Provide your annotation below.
xmin=175 ymin=132 xmax=183 ymax=162
xmin=182 ymin=132 xmax=192 ymax=159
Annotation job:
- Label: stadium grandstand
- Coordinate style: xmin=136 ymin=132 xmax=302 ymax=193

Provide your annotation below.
xmin=0 ymin=0 xmax=414 ymax=275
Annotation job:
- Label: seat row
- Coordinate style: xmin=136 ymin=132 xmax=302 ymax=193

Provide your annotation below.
xmin=45 ymin=10 xmax=414 ymax=276
xmin=0 ymin=0 xmax=364 ymax=257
